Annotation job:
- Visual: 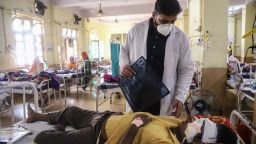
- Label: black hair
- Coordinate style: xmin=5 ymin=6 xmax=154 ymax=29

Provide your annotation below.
xmin=154 ymin=0 xmax=182 ymax=16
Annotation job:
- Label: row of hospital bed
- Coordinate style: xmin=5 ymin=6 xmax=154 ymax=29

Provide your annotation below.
xmin=0 ymin=58 xmax=144 ymax=143
xmin=3 ymin=58 xmax=254 ymax=143
xmin=1 ymin=60 xmax=252 ymax=144
xmin=0 ymin=47 xmax=126 ymax=142
xmin=0 ymin=59 xmax=120 ymax=123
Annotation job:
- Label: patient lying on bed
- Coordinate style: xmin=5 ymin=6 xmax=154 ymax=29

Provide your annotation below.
xmin=27 ymin=105 xmax=238 ymax=144
xmin=28 ymin=57 xmax=44 ymax=76
xmin=26 ymin=105 xmax=182 ymax=144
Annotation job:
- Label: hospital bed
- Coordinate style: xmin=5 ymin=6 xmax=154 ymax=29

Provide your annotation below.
xmin=0 ymin=71 xmax=66 ymax=121
xmin=5 ymin=112 xmax=249 ymax=144
xmin=95 ymin=73 xmax=121 ymax=111
xmin=45 ymin=66 xmax=92 ymax=108
xmin=95 ymin=81 xmax=120 ymax=111
xmin=0 ymin=87 xmax=14 ymax=124
xmin=230 ymin=110 xmax=256 ymax=144
xmin=51 ymin=69 xmax=92 ymax=94
xmin=56 ymin=59 xmax=92 ymax=88
xmin=229 ymin=63 xmax=256 ymax=143
xmin=48 ymin=70 xmax=76 ymax=100
xmin=0 ymin=81 xmax=40 ymax=120
xmin=226 ymin=63 xmax=253 ymax=89
xmin=230 ymin=20 xmax=256 ymax=143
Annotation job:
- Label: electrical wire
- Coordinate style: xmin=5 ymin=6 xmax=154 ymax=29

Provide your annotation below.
xmin=252 ymin=14 xmax=256 ymax=45
xmin=244 ymin=47 xmax=251 ymax=63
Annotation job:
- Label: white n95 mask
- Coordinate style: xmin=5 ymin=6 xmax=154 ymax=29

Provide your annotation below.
xmin=157 ymin=24 xmax=173 ymax=36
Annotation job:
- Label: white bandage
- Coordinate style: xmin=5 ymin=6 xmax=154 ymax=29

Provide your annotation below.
xmin=184 ymin=118 xmax=218 ymax=143
xmin=132 ymin=117 xmax=143 ymax=127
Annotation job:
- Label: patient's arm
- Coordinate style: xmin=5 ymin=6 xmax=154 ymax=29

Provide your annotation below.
xmin=118 ymin=114 xmax=152 ymax=144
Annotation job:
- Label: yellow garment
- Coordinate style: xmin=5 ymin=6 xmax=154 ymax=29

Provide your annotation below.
xmin=105 ymin=112 xmax=181 ymax=144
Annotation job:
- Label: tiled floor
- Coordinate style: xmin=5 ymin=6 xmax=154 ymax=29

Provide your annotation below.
xmin=0 ymin=86 xmax=126 ymax=128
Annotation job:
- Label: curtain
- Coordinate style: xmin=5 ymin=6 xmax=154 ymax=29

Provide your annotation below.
xmin=110 ymin=43 xmax=120 ymax=77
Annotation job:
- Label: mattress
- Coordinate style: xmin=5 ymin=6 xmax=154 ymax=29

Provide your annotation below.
xmin=0 ymin=81 xmax=48 ymax=94
xmin=56 ymin=73 xmax=75 ymax=79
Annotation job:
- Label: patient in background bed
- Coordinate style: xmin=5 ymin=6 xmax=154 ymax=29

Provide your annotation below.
xmin=79 ymin=51 xmax=91 ymax=69
xmin=78 ymin=52 xmax=92 ymax=90
xmin=81 ymin=51 xmax=89 ymax=61
xmin=99 ymin=57 xmax=111 ymax=66
xmin=79 ymin=51 xmax=91 ymax=70
xmin=227 ymin=48 xmax=241 ymax=76
xmin=66 ymin=56 xmax=77 ymax=71
xmin=28 ymin=57 xmax=44 ymax=76
xmin=26 ymin=105 xmax=182 ymax=144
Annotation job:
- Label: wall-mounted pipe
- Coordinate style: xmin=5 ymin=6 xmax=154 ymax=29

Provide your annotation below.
xmin=1 ymin=7 xmax=8 ymax=53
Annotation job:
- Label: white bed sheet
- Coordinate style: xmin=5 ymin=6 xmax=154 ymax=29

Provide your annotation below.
xmin=0 ymin=81 xmax=39 ymax=112
xmin=56 ymin=73 xmax=75 ymax=79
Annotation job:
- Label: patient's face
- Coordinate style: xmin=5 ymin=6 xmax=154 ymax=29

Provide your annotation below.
xmin=69 ymin=57 xmax=75 ymax=62
xmin=82 ymin=53 xmax=88 ymax=60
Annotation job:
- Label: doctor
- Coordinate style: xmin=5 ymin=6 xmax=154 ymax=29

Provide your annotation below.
xmin=120 ymin=0 xmax=194 ymax=117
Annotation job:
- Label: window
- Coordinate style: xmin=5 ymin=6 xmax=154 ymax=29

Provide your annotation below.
xmin=62 ymin=28 xmax=78 ymax=60
xmin=88 ymin=32 xmax=104 ymax=60
xmin=111 ymin=33 xmax=127 ymax=45
xmin=13 ymin=17 xmax=44 ymax=66
xmin=89 ymin=40 xmax=104 ymax=60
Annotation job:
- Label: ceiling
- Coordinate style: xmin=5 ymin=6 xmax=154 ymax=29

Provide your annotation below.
xmin=52 ymin=0 xmax=246 ymax=23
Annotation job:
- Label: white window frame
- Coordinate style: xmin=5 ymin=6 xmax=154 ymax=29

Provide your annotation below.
xmin=62 ymin=27 xmax=78 ymax=60
xmin=12 ymin=15 xmax=44 ymax=66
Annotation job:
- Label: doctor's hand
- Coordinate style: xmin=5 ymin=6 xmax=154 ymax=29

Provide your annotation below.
xmin=167 ymin=99 xmax=183 ymax=118
xmin=121 ymin=65 xmax=136 ymax=78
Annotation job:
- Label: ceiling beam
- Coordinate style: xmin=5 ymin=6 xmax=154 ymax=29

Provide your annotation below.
xmin=228 ymin=0 xmax=246 ymax=6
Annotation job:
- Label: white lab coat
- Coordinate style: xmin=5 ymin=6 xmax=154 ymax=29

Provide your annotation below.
xmin=120 ymin=20 xmax=194 ymax=116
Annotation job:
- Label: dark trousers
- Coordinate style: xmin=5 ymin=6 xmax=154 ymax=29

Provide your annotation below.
xmin=34 ymin=106 xmax=113 ymax=144
xmin=143 ymin=101 xmax=161 ymax=115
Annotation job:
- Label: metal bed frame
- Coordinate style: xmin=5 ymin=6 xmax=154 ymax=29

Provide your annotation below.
xmin=0 ymin=82 xmax=14 ymax=125
xmin=230 ymin=63 xmax=256 ymax=143
xmin=74 ymin=60 xmax=93 ymax=105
